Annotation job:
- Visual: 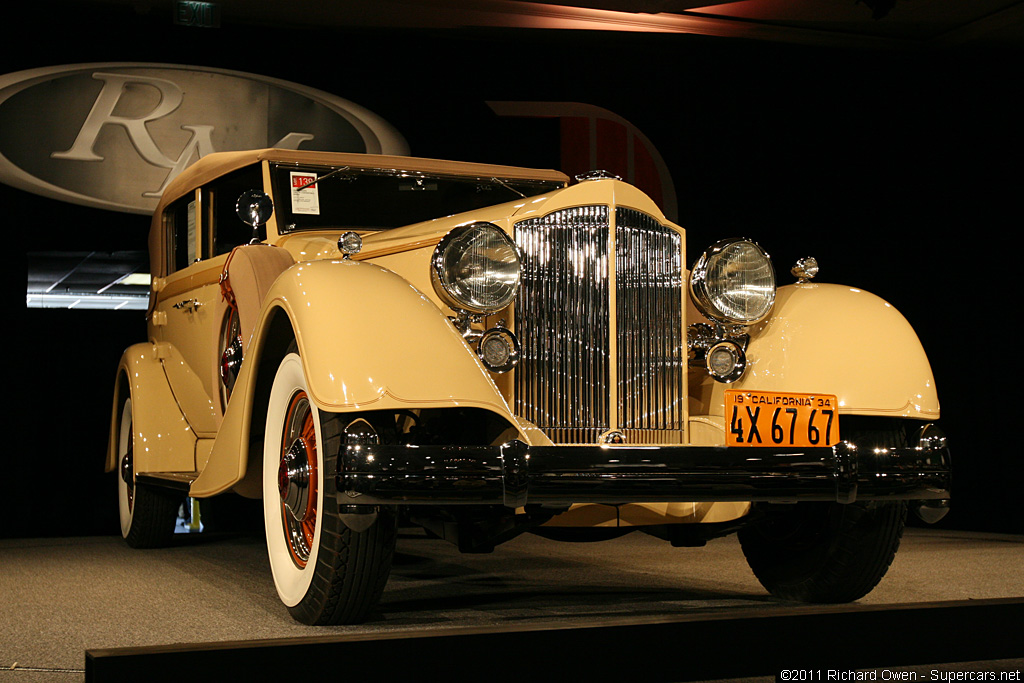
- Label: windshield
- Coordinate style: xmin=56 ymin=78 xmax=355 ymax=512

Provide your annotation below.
xmin=271 ymin=163 xmax=564 ymax=232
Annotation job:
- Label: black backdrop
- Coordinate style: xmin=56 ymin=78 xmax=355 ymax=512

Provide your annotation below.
xmin=8 ymin=2 xmax=1022 ymax=537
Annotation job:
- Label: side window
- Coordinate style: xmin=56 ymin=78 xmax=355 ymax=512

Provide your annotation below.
xmin=204 ymin=166 xmax=265 ymax=258
xmin=165 ymin=192 xmax=198 ymax=274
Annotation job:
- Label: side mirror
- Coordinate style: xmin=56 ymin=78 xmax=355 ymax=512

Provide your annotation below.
xmin=236 ymin=190 xmax=274 ymax=244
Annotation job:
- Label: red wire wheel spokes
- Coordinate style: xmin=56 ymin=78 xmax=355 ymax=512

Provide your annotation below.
xmin=263 ymin=350 xmax=397 ymax=624
xmin=278 ymin=390 xmax=318 ymax=568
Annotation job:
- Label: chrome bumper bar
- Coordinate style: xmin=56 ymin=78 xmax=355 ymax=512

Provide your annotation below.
xmin=338 ymin=432 xmax=951 ymax=509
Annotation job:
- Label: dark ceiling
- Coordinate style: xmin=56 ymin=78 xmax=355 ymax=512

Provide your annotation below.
xmin=143 ymin=0 xmax=1024 ymax=47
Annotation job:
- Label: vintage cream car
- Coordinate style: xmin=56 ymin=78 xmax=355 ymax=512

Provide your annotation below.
xmin=108 ymin=148 xmax=951 ymax=624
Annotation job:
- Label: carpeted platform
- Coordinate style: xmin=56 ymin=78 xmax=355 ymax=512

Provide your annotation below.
xmin=1 ymin=527 xmax=1021 ymax=681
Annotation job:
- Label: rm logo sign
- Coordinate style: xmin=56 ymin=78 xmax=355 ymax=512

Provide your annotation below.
xmin=0 ymin=64 xmax=408 ymax=214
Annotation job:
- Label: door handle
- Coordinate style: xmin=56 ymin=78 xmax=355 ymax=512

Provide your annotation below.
xmin=173 ymin=298 xmax=203 ymax=312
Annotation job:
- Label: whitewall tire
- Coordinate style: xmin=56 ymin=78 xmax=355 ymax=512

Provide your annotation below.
xmin=263 ymin=349 xmax=396 ymax=624
xmin=117 ymin=395 xmax=178 ymax=548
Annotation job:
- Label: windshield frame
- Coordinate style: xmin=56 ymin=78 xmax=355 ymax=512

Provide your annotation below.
xmin=270 ymin=162 xmax=566 ymax=234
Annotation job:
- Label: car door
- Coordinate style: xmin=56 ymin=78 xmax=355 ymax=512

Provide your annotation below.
xmin=151 ymin=165 xmax=263 ymax=437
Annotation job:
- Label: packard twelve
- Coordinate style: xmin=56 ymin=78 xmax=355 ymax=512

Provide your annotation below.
xmin=108 ymin=149 xmax=951 ymax=624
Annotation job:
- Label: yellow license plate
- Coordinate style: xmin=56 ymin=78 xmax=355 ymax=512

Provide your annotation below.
xmin=725 ymin=390 xmax=840 ymax=447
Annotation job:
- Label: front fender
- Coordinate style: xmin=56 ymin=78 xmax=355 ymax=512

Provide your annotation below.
xmin=106 ymin=343 xmax=197 ymax=475
xmin=697 ymin=283 xmax=940 ymax=420
xmin=278 ymin=259 xmax=515 ymax=412
xmin=192 ymin=258 xmax=522 ymax=498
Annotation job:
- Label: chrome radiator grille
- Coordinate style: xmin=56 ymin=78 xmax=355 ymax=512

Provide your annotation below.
xmin=513 ymin=205 xmax=685 ymax=444
xmin=615 ymin=208 xmax=686 ymax=443
xmin=514 ymin=206 xmax=611 ymax=444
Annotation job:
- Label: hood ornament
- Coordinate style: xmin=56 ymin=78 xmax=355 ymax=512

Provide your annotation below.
xmin=575 ymin=170 xmax=621 ymax=183
xmin=791 ymin=256 xmax=819 ymax=284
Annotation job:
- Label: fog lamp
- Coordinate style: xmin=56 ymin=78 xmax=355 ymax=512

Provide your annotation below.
xmin=477 ymin=326 xmax=521 ymax=373
xmin=706 ymin=340 xmax=746 ymax=383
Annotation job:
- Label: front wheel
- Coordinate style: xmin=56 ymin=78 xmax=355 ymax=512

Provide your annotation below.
xmin=738 ymin=500 xmax=906 ymax=603
xmin=263 ymin=351 xmax=396 ymax=625
xmin=738 ymin=418 xmax=910 ymax=603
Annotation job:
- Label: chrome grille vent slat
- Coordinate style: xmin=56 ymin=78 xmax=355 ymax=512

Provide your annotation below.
xmin=514 ymin=204 xmax=685 ymax=445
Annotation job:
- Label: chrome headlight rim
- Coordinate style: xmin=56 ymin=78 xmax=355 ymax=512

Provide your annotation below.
xmin=689 ymin=237 xmax=777 ymax=326
xmin=431 ymin=222 xmax=522 ymax=315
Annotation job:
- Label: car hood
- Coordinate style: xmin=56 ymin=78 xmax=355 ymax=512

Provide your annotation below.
xmin=274 ymin=178 xmax=672 ymax=263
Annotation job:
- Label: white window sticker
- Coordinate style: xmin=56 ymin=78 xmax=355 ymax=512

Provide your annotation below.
xmin=290 ymin=171 xmax=321 ymax=215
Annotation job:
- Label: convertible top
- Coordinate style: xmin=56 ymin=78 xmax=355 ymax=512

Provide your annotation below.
xmin=151 ymin=148 xmax=569 ymax=231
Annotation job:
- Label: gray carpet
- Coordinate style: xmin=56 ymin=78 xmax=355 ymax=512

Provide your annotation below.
xmin=1 ymin=527 xmax=1021 ymax=681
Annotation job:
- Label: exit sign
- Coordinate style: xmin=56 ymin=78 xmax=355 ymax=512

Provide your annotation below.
xmin=175 ymin=1 xmax=220 ymax=28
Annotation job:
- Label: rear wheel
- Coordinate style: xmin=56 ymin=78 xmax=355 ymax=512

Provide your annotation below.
xmin=738 ymin=418 xmax=909 ymax=603
xmin=117 ymin=396 xmax=179 ymax=548
xmin=263 ymin=350 xmax=396 ymax=624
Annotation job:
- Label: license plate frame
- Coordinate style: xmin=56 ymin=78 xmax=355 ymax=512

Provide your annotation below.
xmin=724 ymin=390 xmax=840 ymax=447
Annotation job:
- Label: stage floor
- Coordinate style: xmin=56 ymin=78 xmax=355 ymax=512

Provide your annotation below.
xmin=2 ymin=526 xmax=1022 ymax=681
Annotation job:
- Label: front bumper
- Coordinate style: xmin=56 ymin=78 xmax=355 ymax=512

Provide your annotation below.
xmin=338 ymin=429 xmax=950 ymax=509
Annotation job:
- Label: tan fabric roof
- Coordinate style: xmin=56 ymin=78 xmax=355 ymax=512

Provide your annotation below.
xmin=148 ymin=148 xmax=568 ymax=279
xmin=151 ymin=148 xmax=568 ymax=230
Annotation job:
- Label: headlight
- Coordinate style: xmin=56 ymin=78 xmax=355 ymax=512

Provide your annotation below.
xmin=690 ymin=238 xmax=776 ymax=325
xmin=431 ymin=222 xmax=522 ymax=314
